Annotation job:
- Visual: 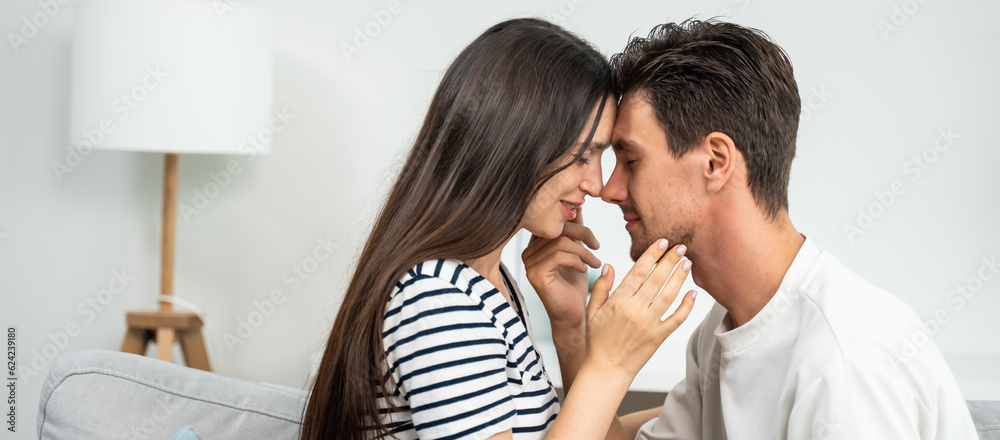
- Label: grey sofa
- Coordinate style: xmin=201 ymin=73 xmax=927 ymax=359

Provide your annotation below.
xmin=37 ymin=350 xmax=1000 ymax=439
xmin=37 ymin=350 xmax=307 ymax=439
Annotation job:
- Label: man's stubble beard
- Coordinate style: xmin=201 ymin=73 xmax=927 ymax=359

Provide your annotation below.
xmin=629 ymin=222 xmax=695 ymax=261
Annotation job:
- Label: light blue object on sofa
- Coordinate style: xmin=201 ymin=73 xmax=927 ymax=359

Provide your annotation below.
xmin=36 ymin=350 xmax=1000 ymax=439
xmin=166 ymin=425 xmax=200 ymax=440
xmin=36 ymin=350 xmax=307 ymax=439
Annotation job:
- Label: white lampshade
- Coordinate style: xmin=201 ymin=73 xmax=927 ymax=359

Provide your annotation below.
xmin=70 ymin=0 xmax=273 ymax=154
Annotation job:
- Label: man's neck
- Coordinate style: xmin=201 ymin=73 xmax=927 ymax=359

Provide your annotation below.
xmin=692 ymin=211 xmax=805 ymax=329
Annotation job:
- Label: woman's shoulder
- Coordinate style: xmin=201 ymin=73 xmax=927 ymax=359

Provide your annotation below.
xmin=384 ymin=259 xmax=482 ymax=316
xmin=394 ymin=259 xmax=464 ymax=289
xmin=391 ymin=259 xmax=467 ymax=296
xmin=382 ymin=258 xmax=504 ymax=345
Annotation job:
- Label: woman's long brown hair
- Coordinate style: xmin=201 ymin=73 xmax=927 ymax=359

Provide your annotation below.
xmin=300 ymin=18 xmax=612 ymax=440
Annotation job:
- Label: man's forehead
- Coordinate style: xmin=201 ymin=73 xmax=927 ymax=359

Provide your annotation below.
xmin=611 ymin=109 xmax=645 ymax=151
xmin=612 ymin=94 xmax=665 ymax=151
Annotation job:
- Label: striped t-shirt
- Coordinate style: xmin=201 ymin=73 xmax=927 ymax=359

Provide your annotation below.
xmin=377 ymin=259 xmax=560 ymax=439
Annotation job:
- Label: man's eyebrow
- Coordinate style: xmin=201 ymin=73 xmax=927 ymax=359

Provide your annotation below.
xmin=613 ymin=138 xmax=638 ymax=151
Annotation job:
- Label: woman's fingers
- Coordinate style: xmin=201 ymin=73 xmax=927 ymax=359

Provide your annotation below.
xmin=635 ymin=244 xmax=687 ymax=301
xmin=523 ymin=236 xmax=601 ymax=269
xmin=614 ymin=239 xmax=670 ymax=297
xmin=546 ymin=251 xmax=589 ymax=274
xmin=650 ymin=257 xmax=691 ymax=314
xmin=584 ymin=261 xmax=692 ymax=378
xmin=659 ymin=290 xmax=697 ymax=336
xmin=522 ymin=219 xmax=598 ymax=260
xmin=561 ymin=220 xmax=600 ymax=250
xmin=586 ymin=264 xmax=614 ymax=320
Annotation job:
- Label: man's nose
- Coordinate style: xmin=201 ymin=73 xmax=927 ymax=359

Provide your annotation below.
xmin=601 ymin=167 xmax=627 ymax=205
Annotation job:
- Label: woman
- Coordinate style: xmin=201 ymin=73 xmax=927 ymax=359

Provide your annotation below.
xmin=301 ymin=18 xmax=696 ymax=440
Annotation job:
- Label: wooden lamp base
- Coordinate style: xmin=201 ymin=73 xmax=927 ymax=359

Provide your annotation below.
xmin=119 ymin=153 xmax=211 ymax=371
xmin=120 ymin=310 xmax=211 ymax=371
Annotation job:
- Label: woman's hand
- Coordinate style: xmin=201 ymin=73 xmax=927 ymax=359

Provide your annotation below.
xmin=522 ymin=205 xmax=602 ymax=329
xmin=584 ymin=238 xmax=697 ymax=378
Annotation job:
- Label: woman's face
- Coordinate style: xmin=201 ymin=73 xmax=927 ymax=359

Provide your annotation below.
xmin=520 ymin=97 xmax=617 ymax=238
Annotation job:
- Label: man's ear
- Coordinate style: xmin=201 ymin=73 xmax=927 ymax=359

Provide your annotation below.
xmin=702 ymin=132 xmax=737 ymax=193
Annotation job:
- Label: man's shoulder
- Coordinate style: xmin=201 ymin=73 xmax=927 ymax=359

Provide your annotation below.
xmin=789 ymin=246 xmax=943 ymax=378
xmin=798 ymin=248 xmax=919 ymax=330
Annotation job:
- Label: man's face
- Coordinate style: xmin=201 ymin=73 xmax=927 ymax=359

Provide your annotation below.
xmin=602 ymin=92 xmax=703 ymax=261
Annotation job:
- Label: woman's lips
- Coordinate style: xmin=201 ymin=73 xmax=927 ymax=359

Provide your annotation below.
xmin=560 ymin=201 xmax=578 ymax=220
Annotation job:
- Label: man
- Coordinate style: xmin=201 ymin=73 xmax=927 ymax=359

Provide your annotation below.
xmin=523 ymin=20 xmax=977 ymax=439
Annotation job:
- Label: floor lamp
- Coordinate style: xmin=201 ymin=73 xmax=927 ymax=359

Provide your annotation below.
xmin=70 ymin=0 xmax=273 ymax=370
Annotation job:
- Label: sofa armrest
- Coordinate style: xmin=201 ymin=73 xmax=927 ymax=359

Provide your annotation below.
xmin=37 ymin=350 xmax=308 ymax=440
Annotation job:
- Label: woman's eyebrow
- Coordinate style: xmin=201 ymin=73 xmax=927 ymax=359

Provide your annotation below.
xmin=583 ymin=140 xmax=612 ymax=151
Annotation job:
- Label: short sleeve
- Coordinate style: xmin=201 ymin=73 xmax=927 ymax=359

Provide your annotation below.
xmin=383 ymin=275 xmax=517 ymax=439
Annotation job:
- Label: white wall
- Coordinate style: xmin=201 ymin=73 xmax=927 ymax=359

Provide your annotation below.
xmin=2 ymin=0 xmax=999 ymax=436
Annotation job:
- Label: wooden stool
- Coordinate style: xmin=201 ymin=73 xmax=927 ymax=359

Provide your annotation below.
xmin=120 ymin=310 xmax=211 ymax=371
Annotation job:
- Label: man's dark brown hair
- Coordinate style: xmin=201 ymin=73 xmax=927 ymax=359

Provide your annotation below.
xmin=611 ymin=19 xmax=801 ymax=219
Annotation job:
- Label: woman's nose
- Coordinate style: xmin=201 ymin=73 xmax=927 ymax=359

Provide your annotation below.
xmin=581 ymin=169 xmax=603 ymax=197
xmin=601 ymin=167 xmax=627 ymax=205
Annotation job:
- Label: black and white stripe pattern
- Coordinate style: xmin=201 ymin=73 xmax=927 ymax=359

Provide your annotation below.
xmin=378 ymin=259 xmax=559 ymax=439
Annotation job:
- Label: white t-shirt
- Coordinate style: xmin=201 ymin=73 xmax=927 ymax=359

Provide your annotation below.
xmin=378 ymin=259 xmax=559 ymax=439
xmin=637 ymin=238 xmax=978 ymax=440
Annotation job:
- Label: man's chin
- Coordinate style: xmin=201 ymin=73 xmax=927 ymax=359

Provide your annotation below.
xmin=629 ymin=234 xmax=656 ymax=262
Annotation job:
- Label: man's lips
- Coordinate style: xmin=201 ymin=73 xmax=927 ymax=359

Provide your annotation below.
xmin=623 ymin=214 xmax=641 ymax=231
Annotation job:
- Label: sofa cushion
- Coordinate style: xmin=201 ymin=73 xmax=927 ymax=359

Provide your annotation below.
xmin=36 ymin=350 xmax=308 ymax=440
